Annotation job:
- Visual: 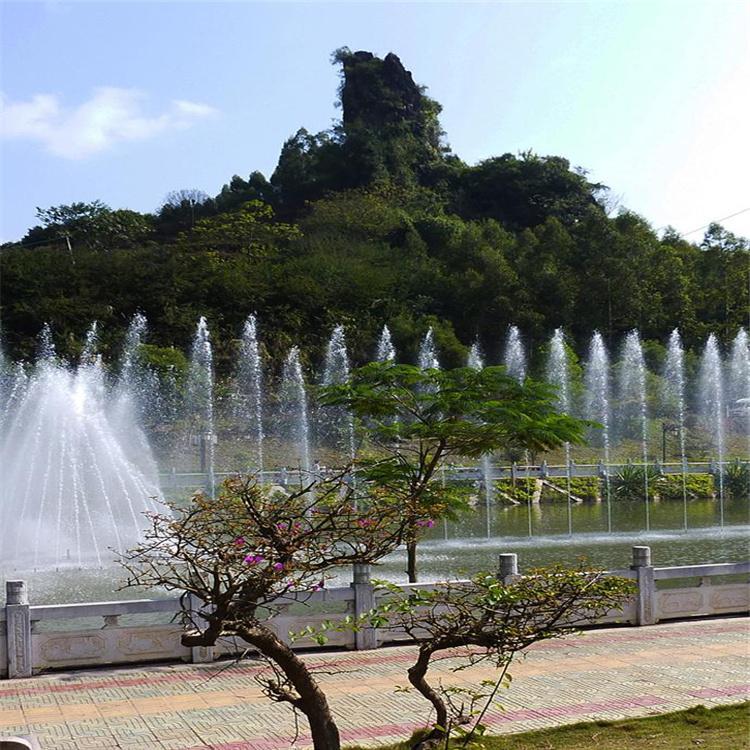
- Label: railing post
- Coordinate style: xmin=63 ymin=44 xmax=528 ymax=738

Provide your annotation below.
xmin=351 ymin=563 xmax=377 ymax=650
xmin=6 ymin=580 xmax=32 ymax=678
xmin=498 ymin=553 xmax=519 ymax=584
xmin=187 ymin=593 xmax=215 ymax=663
xmin=631 ymin=546 xmax=656 ymax=626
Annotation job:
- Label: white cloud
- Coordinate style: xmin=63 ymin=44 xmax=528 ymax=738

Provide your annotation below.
xmin=0 ymin=87 xmax=217 ymax=159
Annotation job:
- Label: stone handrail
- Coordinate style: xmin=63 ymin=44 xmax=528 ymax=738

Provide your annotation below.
xmin=2 ymin=547 xmax=748 ymax=679
xmin=159 ymin=460 xmax=733 ymax=489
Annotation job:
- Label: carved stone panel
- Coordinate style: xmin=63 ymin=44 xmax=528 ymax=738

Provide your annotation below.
xmin=39 ymin=634 xmax=105 ymax=663
xmin=658 ymin=590 xmax=705 ymax=616
xmin=710 ymin=585 xmax=750 ymax=612
xmin=117 ymin=628 xmax=183 ymax=657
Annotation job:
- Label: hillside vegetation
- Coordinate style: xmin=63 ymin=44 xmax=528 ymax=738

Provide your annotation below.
xmin=1 ymin=49 xmax=748 ymax=372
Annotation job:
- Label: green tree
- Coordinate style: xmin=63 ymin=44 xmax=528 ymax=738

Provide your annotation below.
xmin=184 ymin=200 xmax=300 ymax=257
xmin=321 ymin=362 xmax=586 ymax=582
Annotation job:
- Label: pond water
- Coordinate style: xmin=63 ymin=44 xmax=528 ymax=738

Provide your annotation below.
xmin=2 ymin=498 xmax=747 ymax=604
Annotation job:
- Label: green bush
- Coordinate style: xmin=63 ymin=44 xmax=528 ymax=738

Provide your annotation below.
xmin=610 ymin=464 xmax=664 ymax=501
xmin=723 ymin=461 xmax=749 ymax=499
xmin=659 ymin=473 xmax=714 ymax=500
xmin=538 ymin=476 xmax=601 ymax=502
xmin=495 ymin=478 xmax=536 ymax=503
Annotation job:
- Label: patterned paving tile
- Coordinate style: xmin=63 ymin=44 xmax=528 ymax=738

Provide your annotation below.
xmin=0 ymin=616 xmax=747 ymax=748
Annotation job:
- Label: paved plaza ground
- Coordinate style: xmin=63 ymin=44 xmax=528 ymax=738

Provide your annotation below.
xmin=0 ymin=616 xmax=747 ymax=749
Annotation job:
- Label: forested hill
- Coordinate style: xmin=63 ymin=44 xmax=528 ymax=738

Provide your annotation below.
xmin=1 ymin=48 xmax=748 ymax=372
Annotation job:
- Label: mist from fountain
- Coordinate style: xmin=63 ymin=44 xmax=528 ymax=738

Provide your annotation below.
xmin=235 ymin=314 xmax=265 ymax=474
xmin=547 ymin=328 xmax=574 ymax=534
xmin=375 ymin=325 xmax=396 ymax=362
xmin=281 ymin=346 xmax=311 ymax=474
xmin=0 ymin=325 xmax=162 ymax=568
xmin=664 ymin=329 xmax=689 ymax=527
xmin=699 ymin=334 xmax=726 ymax=524
xmin=585 ymin=332 xmax=612 ymax=531
xmin=186 ymin=317 xmax=215 ymax=497
xmin=620 ymin=331 xmax=651 ymax=529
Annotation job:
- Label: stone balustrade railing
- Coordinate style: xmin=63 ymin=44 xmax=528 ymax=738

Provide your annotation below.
xmin=2 ymin=547 xmax=748 ymax=679
xmin=159 ymin=461 xmax=732 ymax=490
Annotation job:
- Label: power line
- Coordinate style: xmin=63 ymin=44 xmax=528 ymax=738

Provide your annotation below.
xmin=681 ymin=207 xmax=750 ymax=237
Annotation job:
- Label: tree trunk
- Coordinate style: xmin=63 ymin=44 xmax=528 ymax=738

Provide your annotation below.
xmin=239 ymin=626 xmax=341 ymax=750
xmin=406 ymin=540 xmax=418 ymax=583
xmin=407 ymin=645 xmax=447 ymax=746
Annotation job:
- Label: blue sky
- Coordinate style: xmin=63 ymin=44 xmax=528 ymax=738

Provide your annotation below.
xmin=2 ymin=1 xmax=749 ymax=242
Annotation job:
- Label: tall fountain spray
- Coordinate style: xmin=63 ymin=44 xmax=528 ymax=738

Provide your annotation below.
xmin=503 ymin=326 xmax=527 ymax=382
xmin=0 ymin=325 xmax=161 ymax=568
xmin=418 ymin=327 xmax=440 ymax=370
xmin=547 ymin=328 xmax=573 ymax=534
xmin=504 ymin=326 xmax=531 ymax=532
xmin=376 ymin=325 xmax=396 ymax=362
xmin=619 ymin=331 xmax=651 ymax=529
xmin=664 ymin=329 xmax=689 ymax=528
xmin=467 ymin=343 xmax=493 ymax=537
xmin=321 ymin=325 xmax=355 ymax=463
xmin=186 ymin=317 xmax=215 ymax=497
xmin=585 ymin=332 xmax=612 ymax=531
xmin=699 ymin=334 xmax=726 ymax=524
xmin=236 ymin=315 xmax=265 ymax=474
xmin=111 ymin=313 xmax=168 ymax=459
xmin=281 ymin=346 xmax=311 ymax=475
xmin=118 ymin=314 xmax=147 ymax=393
xmin=728 ymin=328 xmax=750 ymax=497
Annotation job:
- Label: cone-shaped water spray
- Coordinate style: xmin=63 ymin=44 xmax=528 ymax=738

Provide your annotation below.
xmin=503 ymin=326 xmax=527 ymax=382
xmin=281 ymin=346 xmax=311 ymax=474
xmin=375 ymin=325 xmax=396 ymax=362
xmin=418 ymin=327 xmax=440 ymax=370
xmin=321 ymin=325 xmax=355 ymax=462
xmin=467 ymin=341 xmax=484 ymax=371
xmin=0 ymin=325 xmax=161 ymax=568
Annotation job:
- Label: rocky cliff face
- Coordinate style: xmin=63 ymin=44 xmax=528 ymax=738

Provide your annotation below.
xmin=338 ymin=51 xmax=436 ymax=142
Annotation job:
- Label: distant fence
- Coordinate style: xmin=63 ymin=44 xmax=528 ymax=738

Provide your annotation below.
xmin=160 ymin=461 xmax=730 ymax=491
xmin=2 ymin=546 xmax=748 ymax=679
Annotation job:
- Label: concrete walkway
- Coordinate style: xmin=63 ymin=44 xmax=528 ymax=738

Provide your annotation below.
xmin=0 ymin=617 xmax=747 ymax=749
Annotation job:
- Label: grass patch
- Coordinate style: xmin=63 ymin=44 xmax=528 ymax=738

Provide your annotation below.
xmin=348 ymin=702 xmax=749 ymax=749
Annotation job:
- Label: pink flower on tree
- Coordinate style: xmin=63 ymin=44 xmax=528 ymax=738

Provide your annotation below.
xmin=272 ymin=562 xmax=284 ymax=571
xmin=244 ymin=554 xmax=265 ymax=565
